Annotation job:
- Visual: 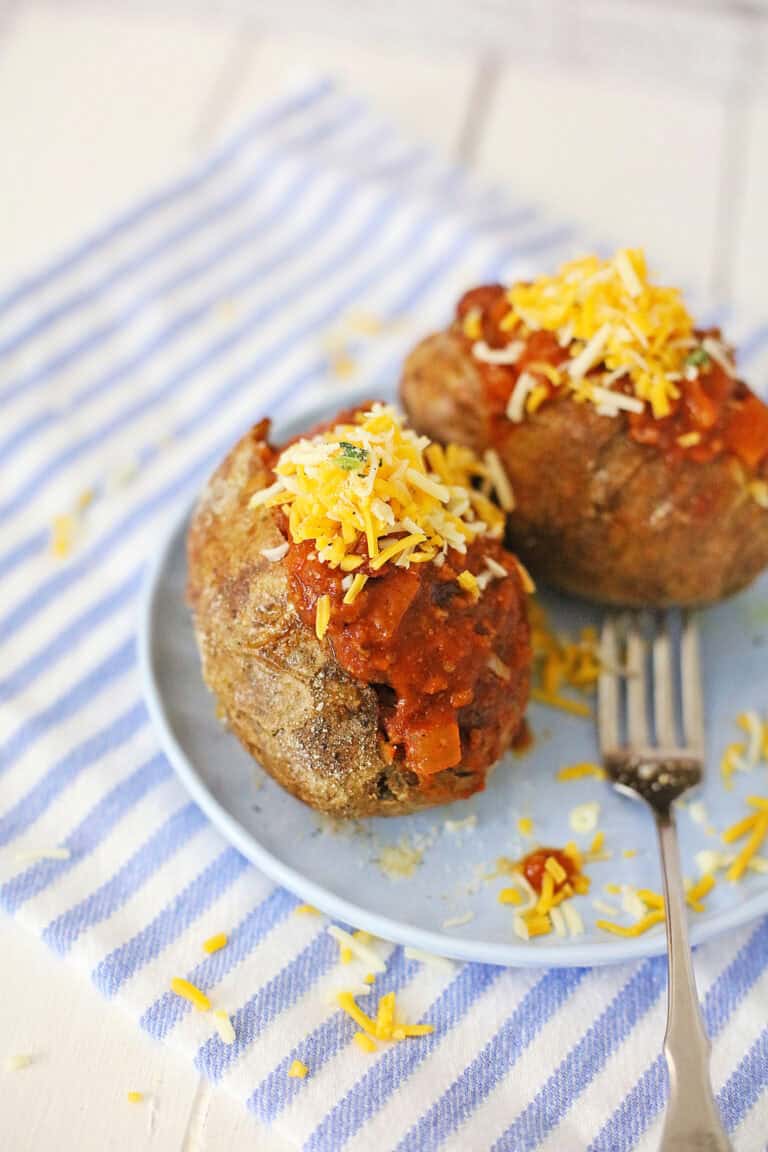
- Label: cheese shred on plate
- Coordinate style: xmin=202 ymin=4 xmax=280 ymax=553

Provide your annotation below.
xmin=722 ymin=798 xmax=768 ymax=882
xmin=499 ymin=249 xmax=699 ymax=419
xmin=250 ymin=405 xmax=507 ymax=582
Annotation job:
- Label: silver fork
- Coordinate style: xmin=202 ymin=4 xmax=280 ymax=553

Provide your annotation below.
xmin=598 ymin=610 xmax=731 ymax=1152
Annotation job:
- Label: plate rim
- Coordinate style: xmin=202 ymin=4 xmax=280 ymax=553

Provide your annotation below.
xmin=138 ymin=411 xmax=768 ymax=969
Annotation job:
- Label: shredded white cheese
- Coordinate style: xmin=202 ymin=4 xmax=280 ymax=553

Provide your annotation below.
xmin=569 ymin=802 xmax=600 ymax=835
xmin=327 ymin=926 xmax=386 ymax=973
xmin=483 ymin=449 xmax=514 ymax=511
xmin=403 ymin=946 xmax=455 ymax=970
xmin=505 ymin=372 xmax=537 ymax=423
xmin=441 ymin=912 xmax=474 ymax=929
xmin=567 ymin=324 xmax=612 ymax=381
xmin=561 ymin=902 xmax=585 ymax=937
xmin=472 ymin=339 xmax=524 ymax=366
xmin=14 ymin=847 xmax=70 ymax=865
xmin=259 ymin=541 xmax=289 ymax=563
xmin=212 ymin=1010 xmax=236 ymax=1045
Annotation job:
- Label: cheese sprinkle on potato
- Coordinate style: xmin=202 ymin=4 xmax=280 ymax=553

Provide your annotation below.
xmin=250 ymin=404 xmax=507 ymax=583
xmin=487 ymin=249 xmax=720 ymax=421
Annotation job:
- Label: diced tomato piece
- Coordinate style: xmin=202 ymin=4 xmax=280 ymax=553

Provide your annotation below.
xmin=406 ymin=717 xmax=462 ymax=776
xmin=724 ymin=394 xmax=768 ymax=470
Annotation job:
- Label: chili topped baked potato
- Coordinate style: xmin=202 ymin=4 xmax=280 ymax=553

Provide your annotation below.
xmin=187 ymin=404 xmax=531 ymax=817
xmin=400 ymin=250 xmax=768 ymax=606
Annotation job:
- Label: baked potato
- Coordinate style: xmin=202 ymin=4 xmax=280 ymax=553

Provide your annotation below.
xmin=187 ymin=405 xmax=531 ymax=818
xmin=401 ymin=251 xmax=768 ymax=607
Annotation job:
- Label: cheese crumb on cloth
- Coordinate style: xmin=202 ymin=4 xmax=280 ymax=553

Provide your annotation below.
xmin=2 ymin=76 xmax=768 ymax=1152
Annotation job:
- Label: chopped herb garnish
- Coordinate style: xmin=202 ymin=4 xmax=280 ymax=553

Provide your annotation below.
xmin=685 ymin=347 xmax=710 ymax=369
xmin=336 ymin=442 xmax=369 ymax=471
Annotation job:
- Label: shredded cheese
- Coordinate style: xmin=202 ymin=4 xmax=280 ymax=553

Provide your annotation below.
xmin=473 ymin=339 xmax=524 ymax=365
xmin=505 ymin=249 xmax=697 ymax=419
xmin=327 ymin=926 xmax=386 ymax=972
xmin=514 ymin=558 xmax=536 ymax=594
xmin=5 ymin=1054 xmax=34 ymax=1072
xmin=213 ymin=1010 xmax=236 ymax=1045
xmin=343 ymin=573 xmax=368 ymax=604
xmin=457 ymin=570 xmax=480 ymax=600
xmin=260 ymin=541 xmax=289 ymax=562
xmin=353 ymin=1031 xmax=377 ymax=1053
xmin=506 ymin=372 xmax=537 ymax=422
xmin=403 ymin=946 xmax=454 ymax=970
xmin=170 ymin=977 xmax=211 ymax=1013
xmin=556 ymin=763 xmax=606 ymax=782
xmin=723 ymin=805 xmax=768 ymax=882
xmin=287 ymin=1060 xmax=309 ymax=1079
xmin=202 ymin=932 xmax=228 ymax=955
xmin=127 ymin=1091 xmax=144 ymax=1104
xmin=483 ymin=449 xmax=515 ymax=511
xmin=441 ymin=912 xmax=474 ymax=929
xmin=596 ymin=910 xmax=665 ymax=937
xmin=315 ymin=594 xmax=331 ymax=641
xmin=339 ymin=991 xmax=433 ymax=1044
xmin=251 ymin=406 xmax=507 ymax=591
xmin=14 ymin=846 xmax=71 ymax=864
xmin=545 ymin=855 xmax=568 ymax=885
xmin=561 ymin=902 xmax=584 ymax=937
xmin=51 ymin=514 xmax=77 ymax=558
xmin=569 ymin=802 xmax=600 ymax=835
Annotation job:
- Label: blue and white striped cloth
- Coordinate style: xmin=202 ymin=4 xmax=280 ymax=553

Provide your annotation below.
xmin=1 ymin=77 xmax=767 ymax=1151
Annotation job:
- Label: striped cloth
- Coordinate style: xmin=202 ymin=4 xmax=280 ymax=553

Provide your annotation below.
xmin=1 ymin=77 xmax=767 ymax=1151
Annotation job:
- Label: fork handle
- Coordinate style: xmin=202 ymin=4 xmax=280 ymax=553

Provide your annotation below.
xmin=655 ymin=810 xmax=732 ymax=1152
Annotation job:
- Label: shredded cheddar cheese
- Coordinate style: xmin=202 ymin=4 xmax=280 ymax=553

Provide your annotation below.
xmin=544 ymin=856 xmax=568 ymax=885
xmin=287 ymin=1060 xmax=309 ymax=1079
xmin=170 ymin=977 xmax=211 ymax=1013
xmin=722 ymin=802 xmax=768 ymax=882
xmin=252 ymin=405 xmax=506 ymax=575
xmin=556 ymin=763 xmax=607 ymax=782
xmin=127 ymin=1091 xmax=144 ymax=1104
xmin=596 ymin=910 xmax=665 ymax=937
xmin=315 ymin=594 xmax=331 ymax=640
xmin=457 ymin=570 xmax=480 ymax=600
xmin=498 ymin=886 xmax=524 ymax=906
xmin=51 ymin=514 xmax=76 ymax=558
xmin=529 ymin=603 xmax=600 ymax=719
xmin=504 ymin=249 xmax=697 ymax=419
xmin=202 ymin=932 xmax=228 ymax=955
xmin=337 ymin=991 xmax=433 ymax=1044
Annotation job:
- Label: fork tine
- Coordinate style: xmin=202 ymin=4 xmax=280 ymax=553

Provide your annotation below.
xmin=598 ymin=613 xmax=620 ymax=756
xmin=626 ymin=612 xmax=650 ymax=748
xmin=652 ymin=612 xmax=676 ymax=749
xmin=681 ymin=611 xmax=705 ymax=755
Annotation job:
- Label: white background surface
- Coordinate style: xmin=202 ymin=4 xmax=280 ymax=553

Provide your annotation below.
xmin=1 ymin=2 xmax=767 ymax=1149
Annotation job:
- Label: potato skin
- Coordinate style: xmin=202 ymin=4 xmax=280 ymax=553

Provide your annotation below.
xmin=187 ymin=421 xmax=522 ymax=817
xmin=401 ymin=330 xmax=768 ymax=606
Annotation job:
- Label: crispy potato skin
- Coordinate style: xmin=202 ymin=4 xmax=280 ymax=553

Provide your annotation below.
xmin=401 ymin=331 xmax=768 ymax=606
xmin=187 ymin=422 xmax=523 ymax=817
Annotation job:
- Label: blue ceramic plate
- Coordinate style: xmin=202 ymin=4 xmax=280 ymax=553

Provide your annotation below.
xmin=139 ymin=400 xmax=768 ymax=967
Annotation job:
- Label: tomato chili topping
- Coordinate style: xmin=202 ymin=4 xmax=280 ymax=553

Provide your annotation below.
xmin=285 ymin=533 xmax=529 ymax=786
xmin=455 ymin=251 xmax=768 ymax=476
xmin=252 ymin=404 xmax=532 ymax=792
